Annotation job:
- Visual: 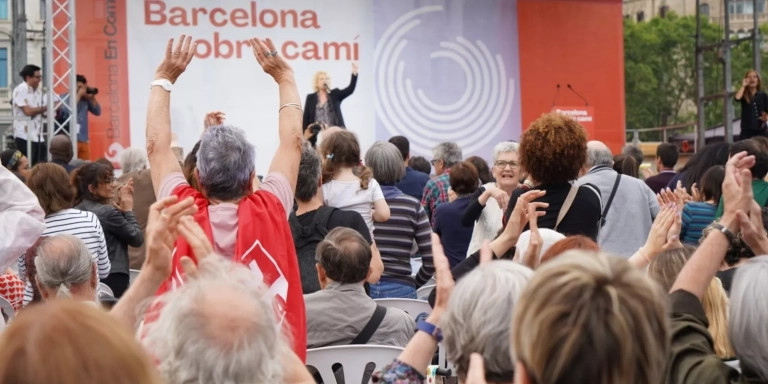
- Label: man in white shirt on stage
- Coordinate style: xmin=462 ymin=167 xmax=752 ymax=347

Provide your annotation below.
xmin=13 ymin=64 xmax=48 ymax=165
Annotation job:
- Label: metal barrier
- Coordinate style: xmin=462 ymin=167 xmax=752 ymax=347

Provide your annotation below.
xmin=631 ymin=122 xmax=697 ymax=148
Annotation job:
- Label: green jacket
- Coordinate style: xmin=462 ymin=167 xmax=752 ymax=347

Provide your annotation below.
xmin=666 ymin=290 xmax=766 ymax=384
xmin=714 ymin=180 xmax=768 ymax=219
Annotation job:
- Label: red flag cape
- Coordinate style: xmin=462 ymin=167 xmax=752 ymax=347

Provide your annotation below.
xmin=155 ymin=184 xmax=306 ymax=360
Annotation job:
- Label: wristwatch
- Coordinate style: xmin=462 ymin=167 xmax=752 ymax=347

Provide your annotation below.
xmin=150 ymin=79 xmax=172 ymax=92
xmin=416 ymin=320 xmax=443 ymax=342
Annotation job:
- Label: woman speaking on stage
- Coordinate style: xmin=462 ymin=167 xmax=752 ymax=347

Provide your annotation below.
xmin=302 ymin=62 xmax=358 ymax=131
xmin=735 ymin=69 xmax=768 ymax=139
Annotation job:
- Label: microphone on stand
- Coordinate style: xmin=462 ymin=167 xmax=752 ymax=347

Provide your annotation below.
xmin=323 ymin=83 xmax=331 ymax=93
xmin=551 ymin=83 xmax=561 ymax=107
xmin=567 ymin=84 xmax=589 ymax=106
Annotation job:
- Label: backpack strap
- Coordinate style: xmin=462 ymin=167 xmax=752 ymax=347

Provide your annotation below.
xmin=555 ymin=185 xmax=579 ymax=231
xmin=601 ymin=174 xmax=622 ymax=226
xmin=350 ymin=305 xmax=387 ymax=345
xmin=313 ymin=205 xmax=337 ymax=229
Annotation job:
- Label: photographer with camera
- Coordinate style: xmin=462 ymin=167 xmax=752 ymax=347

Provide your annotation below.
xmin=304 ymin=122 xmax=325 ymax=148
xmin=58 ymin=74 xmax=101 ymax=160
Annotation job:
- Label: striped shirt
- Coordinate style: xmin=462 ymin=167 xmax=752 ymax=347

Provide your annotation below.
xmin=373 ymin=193 xmax=434 ymax=287
xmin=18 ymin=208 xmax=110 ymax=305
xmin=680 ymin=202 xmax=717 ymax=245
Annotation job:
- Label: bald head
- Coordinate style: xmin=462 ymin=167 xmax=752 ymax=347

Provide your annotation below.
xmin=34 ymin=234 xmax=97 ymax=301
xmin=50 ymin=135 xmax=73 ymax=163
xmin=199 ymin=286 xmax=261 ymax=348
xmin=143 ymin=257 xmax=286 ymax=383
xmin=586 ymin=140 xmax=614 ymax=168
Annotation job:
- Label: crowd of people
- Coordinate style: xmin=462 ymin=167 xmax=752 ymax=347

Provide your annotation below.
xmin=0 ymin=34 xmax=767 ymax=384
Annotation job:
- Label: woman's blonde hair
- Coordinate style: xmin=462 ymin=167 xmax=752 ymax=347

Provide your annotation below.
xmin=703 ymin=277 xmax=736 ymax=358
xmin=312 ymin=70 xmax=329 ymax=92
xmin=512 ymin=251 xmax=669 ymax=384
xmin=0 ymin=299 xmax=162 ymax=384
xmin=647 ymin=246 xmax=735 ymax=359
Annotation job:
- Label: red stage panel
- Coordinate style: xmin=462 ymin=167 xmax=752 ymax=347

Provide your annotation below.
xmin=518 ymin=0 xmax=625 ymax=153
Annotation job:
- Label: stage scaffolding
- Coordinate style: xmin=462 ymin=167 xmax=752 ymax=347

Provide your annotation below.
xmin=43 ymin=0 xmax=77 ymax=160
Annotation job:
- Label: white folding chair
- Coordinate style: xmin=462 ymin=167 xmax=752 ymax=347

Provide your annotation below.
xmin=129 ymin=269 xmax=140 ymax=286
xmin=0 ymin=296 xmax=14 ymax=322
xmin=374 ymin=298 xmax=455 ymax=375
xmin=416 ymin=284 xmax=435 ymax=300
xmin=98 ymin=282 xmax=114 ymax=298
xmin=410 ymin=257 xmax=422 ymax=277
xmin=306 ymin=345 xmax=403 ymax=384
xmin=374 ymin=298 xmax=431 ymax=321
xmin=724 ymin=359 xmax=741 ymax=372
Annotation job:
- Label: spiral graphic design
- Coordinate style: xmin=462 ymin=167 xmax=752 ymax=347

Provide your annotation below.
xmin=104 ymin=142 xmax=125 ymax=164
xmin=374 ymin=5 xmax=515 ymax=155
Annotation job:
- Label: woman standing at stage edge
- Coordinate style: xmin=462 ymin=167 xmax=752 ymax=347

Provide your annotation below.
xmin=302 ymin=62 xmax=358 ymax=132
xmin=735 ymin=69 xmax=768 ymax=140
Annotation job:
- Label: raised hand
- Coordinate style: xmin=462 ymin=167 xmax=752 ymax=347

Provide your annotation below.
xmin=249 ymin=38 xmax=293 ymax=84
xmin=506 ymin=189 xmax=547 ymax=238
xmin=674 ymin=180 xmax=693 ymax=204
xmin=117 ymin=178 xmax=135 ymax=212
xmin=658 ymin=187 xmax=684 ymax=214
xmin=178 ymin=215 xmax=215 ymax=280
xmin=522 ymin=203 xmax=544 ymax=268
xmin=465 ymin=353 xmax=489 ymax=384
xmin=479 ymin=240 xmax=493 ymax=264
xmin=155 ymin=35 xmax=196 ymax=84
xmin=486 ymin=186 xmax=510 ymax=211
xmin=738 ymin=200 xmax=768 ymax=255
xmin=351 ymin=61 xmax=359 ymax=75
xmin=430 ymin=233 xmax=456 ymax=320
xmin=691 ymin=183 xmax=702 ymax=202
xmin=203 ymin=111 xmax=225 ymax=130
xmin=631 ymin=204 xmax=681 ymax=268
xmin=722 ymin=151 xmax=755 ymax=222
xmin=143 ymin=196 xmax=197 ymax=280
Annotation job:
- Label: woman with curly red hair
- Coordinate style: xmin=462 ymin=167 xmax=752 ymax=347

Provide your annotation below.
xmin=503 ymin=113 xmax=602 ymax=240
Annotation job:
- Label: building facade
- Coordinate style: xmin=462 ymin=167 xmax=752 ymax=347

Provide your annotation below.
xmin=0 ymin=1 xmax=46 ymax=148
xmin=623 ymin=0 xmax=766 ymax=33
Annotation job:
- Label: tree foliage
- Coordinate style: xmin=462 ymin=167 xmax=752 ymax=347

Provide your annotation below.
xmin=624 ymin=13 xmax=768 ymax=140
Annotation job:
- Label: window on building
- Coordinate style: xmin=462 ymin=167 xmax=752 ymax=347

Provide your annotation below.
xmin=659 ymin=5 xmax=669 ymax=18
xmin=0 ymin=0 xmax=8 ymax=20
xmin=637 ymin=11 xmax=645 ymax=22
xmin=729 ymin=0 xmax=765 ymax=14
xmin=0 ymin=48 xmax=8 ymax=88
xmin=700 ymin=3 xmax=711 ymax=17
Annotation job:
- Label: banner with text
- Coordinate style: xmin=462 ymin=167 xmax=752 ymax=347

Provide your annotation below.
xmin=79 ymin=0 xmax=521 ymax=170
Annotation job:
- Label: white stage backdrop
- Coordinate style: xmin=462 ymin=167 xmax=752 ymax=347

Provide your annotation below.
xmin=125 ymin=0 xmax=520 ymax=173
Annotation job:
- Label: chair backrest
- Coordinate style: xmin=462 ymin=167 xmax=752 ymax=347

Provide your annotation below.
xmin=98 ymin=282 xmax=114 ymax=298
xmin=0 ymin=296 xmax=14 ymax=322
xmin=416 ymin=284 xmax=435 ymax=300
xmin=724 ymin=359 xmax=741 ymax=372
xmin=374 ymin=298 xmax=431 ymax=321
xmin=306 ymin=345 xmax=403 ymax=384
xmin=129 ymin=269 xmax=140 ymax=286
